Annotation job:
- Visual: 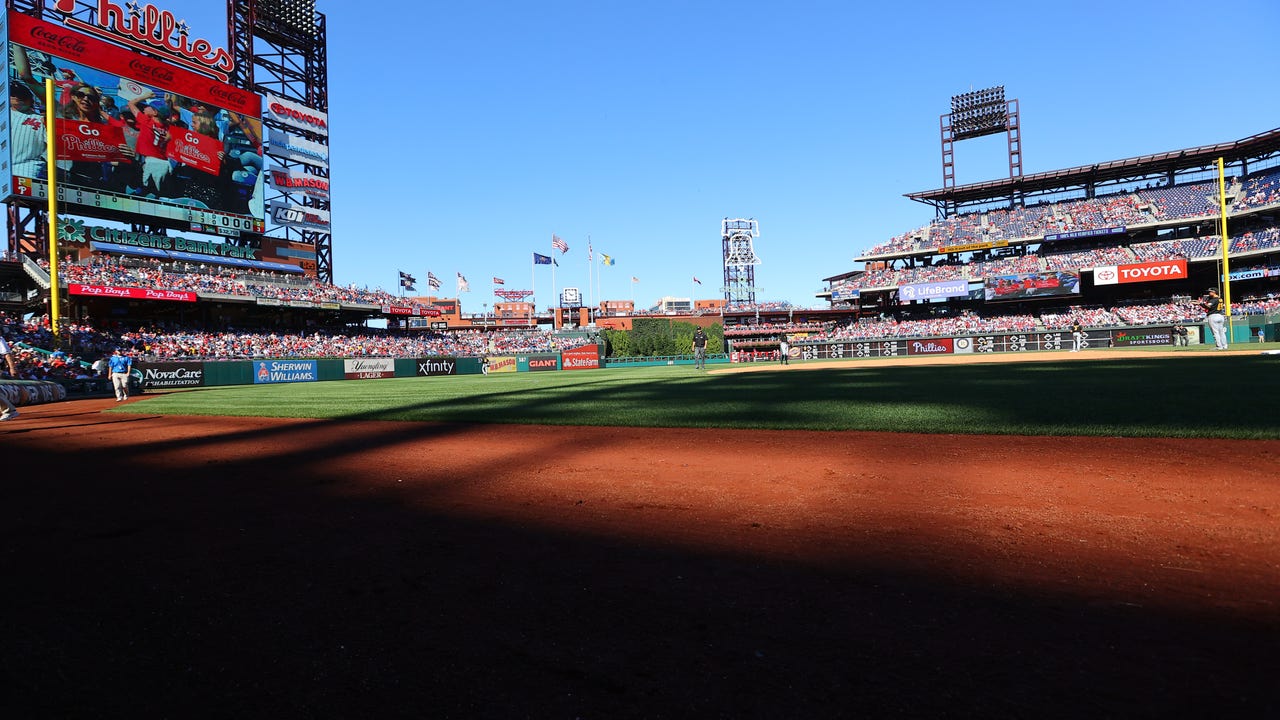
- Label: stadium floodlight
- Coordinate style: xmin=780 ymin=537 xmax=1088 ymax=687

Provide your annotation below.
xmin=258 ymin=0 xmax=317 ymax=34
xmin=949 ymin=86 xmax=1008 ymax=140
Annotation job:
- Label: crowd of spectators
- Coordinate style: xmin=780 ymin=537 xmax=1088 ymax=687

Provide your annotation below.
xmin=857 ymin=170 xmax=1280 ymax=260
xmin=59 ymin=256 xmax=414 ymax=308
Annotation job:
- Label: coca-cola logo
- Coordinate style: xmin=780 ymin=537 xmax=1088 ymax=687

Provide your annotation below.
xmin=207 ymin=86 xmax=249 ymax=105
xmin=128 ymin=58 xmax=175 ymax=83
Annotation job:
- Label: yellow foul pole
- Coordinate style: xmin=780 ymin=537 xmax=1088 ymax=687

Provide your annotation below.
xmin=1216 ymin=157 xmax=1232 ymax=338
xmin=45 ymin=78 xmax=61 ymax=340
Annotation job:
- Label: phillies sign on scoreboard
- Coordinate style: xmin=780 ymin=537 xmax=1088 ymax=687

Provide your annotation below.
xmin=53 ymin=0 xmax=235 ymax=80
xmin=1092 ymin=259 xmax=1188 ymax=285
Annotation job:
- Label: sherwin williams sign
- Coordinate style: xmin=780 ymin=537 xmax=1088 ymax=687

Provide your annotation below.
xmin=253 ymin=360 xmax=318 ymax=384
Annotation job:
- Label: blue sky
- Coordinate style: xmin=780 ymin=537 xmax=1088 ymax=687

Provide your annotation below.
xmin=175 ymin=0 xmax=1279 ymax=310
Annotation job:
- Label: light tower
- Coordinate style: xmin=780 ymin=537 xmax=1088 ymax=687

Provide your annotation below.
xmin=721 ymin=218 xmax=760 ymax=306
xmin=939 ymin=85 xmax=1022 ymax=216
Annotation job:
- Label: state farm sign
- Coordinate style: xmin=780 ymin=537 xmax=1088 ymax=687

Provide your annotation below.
xmin=562 ymin=344 xmax=601 ymax=370
xmin=1092 ymin=259 xmax=1187 ymax=285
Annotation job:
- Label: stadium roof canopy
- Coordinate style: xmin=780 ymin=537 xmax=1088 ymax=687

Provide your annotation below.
xmin=906 ymin=127 xmax=1280 ymax=214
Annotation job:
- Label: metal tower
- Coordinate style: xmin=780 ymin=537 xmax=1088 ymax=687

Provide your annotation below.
xmin=229 ymin=0 xmax=332 ymax=282
xmin=721 ymin=218 xmax=760 ymax=306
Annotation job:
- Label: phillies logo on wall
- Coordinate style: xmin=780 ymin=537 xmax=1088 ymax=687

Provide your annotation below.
xmin=54 ymin=0 xmax=235 ymax=80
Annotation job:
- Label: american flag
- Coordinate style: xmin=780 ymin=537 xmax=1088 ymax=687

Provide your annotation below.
xmin=427 ymin=272 xmax=441 ymax=290
xmin=552 ymin=234 xmax=569 ymax=254
xmin=493 ymin=277 xmax=505 ymax=285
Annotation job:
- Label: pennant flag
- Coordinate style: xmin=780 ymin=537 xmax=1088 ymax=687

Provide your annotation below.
xmin=399 ymin=270 xmax=417 ymax=290
xmin=601 ymin=254 xmax=615 ymax=266
xmin=553 ymin=258 xmax=558 ymax=267
xmin=427 ymin=272 xmax=441 ymax=290
xmin=533 ymin=252 xmax=552 ymax=265
xmin=493 ymin=277 xmax=505 ymax=285
xmin=552 ymin=234 xmax=569 ymax=254
xmin=587 ymin=241 xmax=593 ymax=262
xmin=457 ymin=273 xmax=470 ymax=293
xmin=693 ymin=276 xmax=702 ymax=285
xmin=632 ymin=276 xmax=639 ymax=283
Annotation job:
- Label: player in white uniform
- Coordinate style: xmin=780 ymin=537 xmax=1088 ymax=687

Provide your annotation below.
xmin=8 ymin=77 xmax=48 ymax=179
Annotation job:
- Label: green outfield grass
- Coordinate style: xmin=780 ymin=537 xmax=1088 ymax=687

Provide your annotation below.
xmin=112 ymin=352 xmax=1280 ymax=439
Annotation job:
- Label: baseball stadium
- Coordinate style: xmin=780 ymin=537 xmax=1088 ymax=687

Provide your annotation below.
xmin=3 ymin=1 xmax=1279 ymax=718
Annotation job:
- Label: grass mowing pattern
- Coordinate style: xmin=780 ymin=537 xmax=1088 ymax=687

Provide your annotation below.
xmin=114 ymin=355 xmax=1280 ymax=439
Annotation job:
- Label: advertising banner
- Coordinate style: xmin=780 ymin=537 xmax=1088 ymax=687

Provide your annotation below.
xmin=562 ymin=344 xmax=601 ymax=370
xmin=525 ymin=355 xmax=559 ymax=371
xmin=267 ymin=128 xmax=329 ymax=167
xmin=265 ymin=94 xmax=329 ymax=136
xmin=270 ymin=202 xmax=331 ymax=234
xmin=906 ymin=338 xmax=954 ymax=355
xmin=488 ymin=356 xmax=518 ymax=374
xmin=899 ymin=279 xmax=969 ymax=303
xmin=415 ymin=357 xmax=458 ymax=377
xmin=1043 ymin=226 xmax=1126 ymax=243
xmin=136 ymin=361 xmax=205 ymax=389
xmin=343 ymin=358 xmax=395 ymax=380
xmin=253 ymin=359 xmax=318 ymax=384
xmin=1092 ymin=259 xmax=1187 ymax=286
xmin=68 ymin=284 xmax=196 ymax=302
xmin=1111 ymin=327 xmax=1175 ymax=347
xmin=268 ymin=167 xmax=330 ymax=198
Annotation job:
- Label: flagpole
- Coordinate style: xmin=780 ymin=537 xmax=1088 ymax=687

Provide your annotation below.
xmin=587 ymin=235 xmax=593 ymax=313
xmin=531 ymin=256 xmax=536 ymax=328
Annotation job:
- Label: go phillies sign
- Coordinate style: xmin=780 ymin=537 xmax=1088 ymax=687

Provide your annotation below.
xmin=265 ymin=94 xmax=329 ymax=136
xmin=1092 ymin=259 xmax=1187 ymax=285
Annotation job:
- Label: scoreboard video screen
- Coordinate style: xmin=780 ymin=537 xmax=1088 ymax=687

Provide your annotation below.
xmin=2 ymin=12 xmax=264 ymax=237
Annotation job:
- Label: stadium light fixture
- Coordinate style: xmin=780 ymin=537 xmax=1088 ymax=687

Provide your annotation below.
xmin=257 ymin=0 xmax=317 ymax=34
xmin=950 ymin=85 xmax=1008 ymax=140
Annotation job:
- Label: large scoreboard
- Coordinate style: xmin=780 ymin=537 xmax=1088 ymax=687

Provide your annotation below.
xmin=2 ymin=8 xmax=265 ymax=237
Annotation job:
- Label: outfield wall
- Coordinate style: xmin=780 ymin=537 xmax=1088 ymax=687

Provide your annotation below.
xmin=135 ymin=346 xmax=602 ymax=390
